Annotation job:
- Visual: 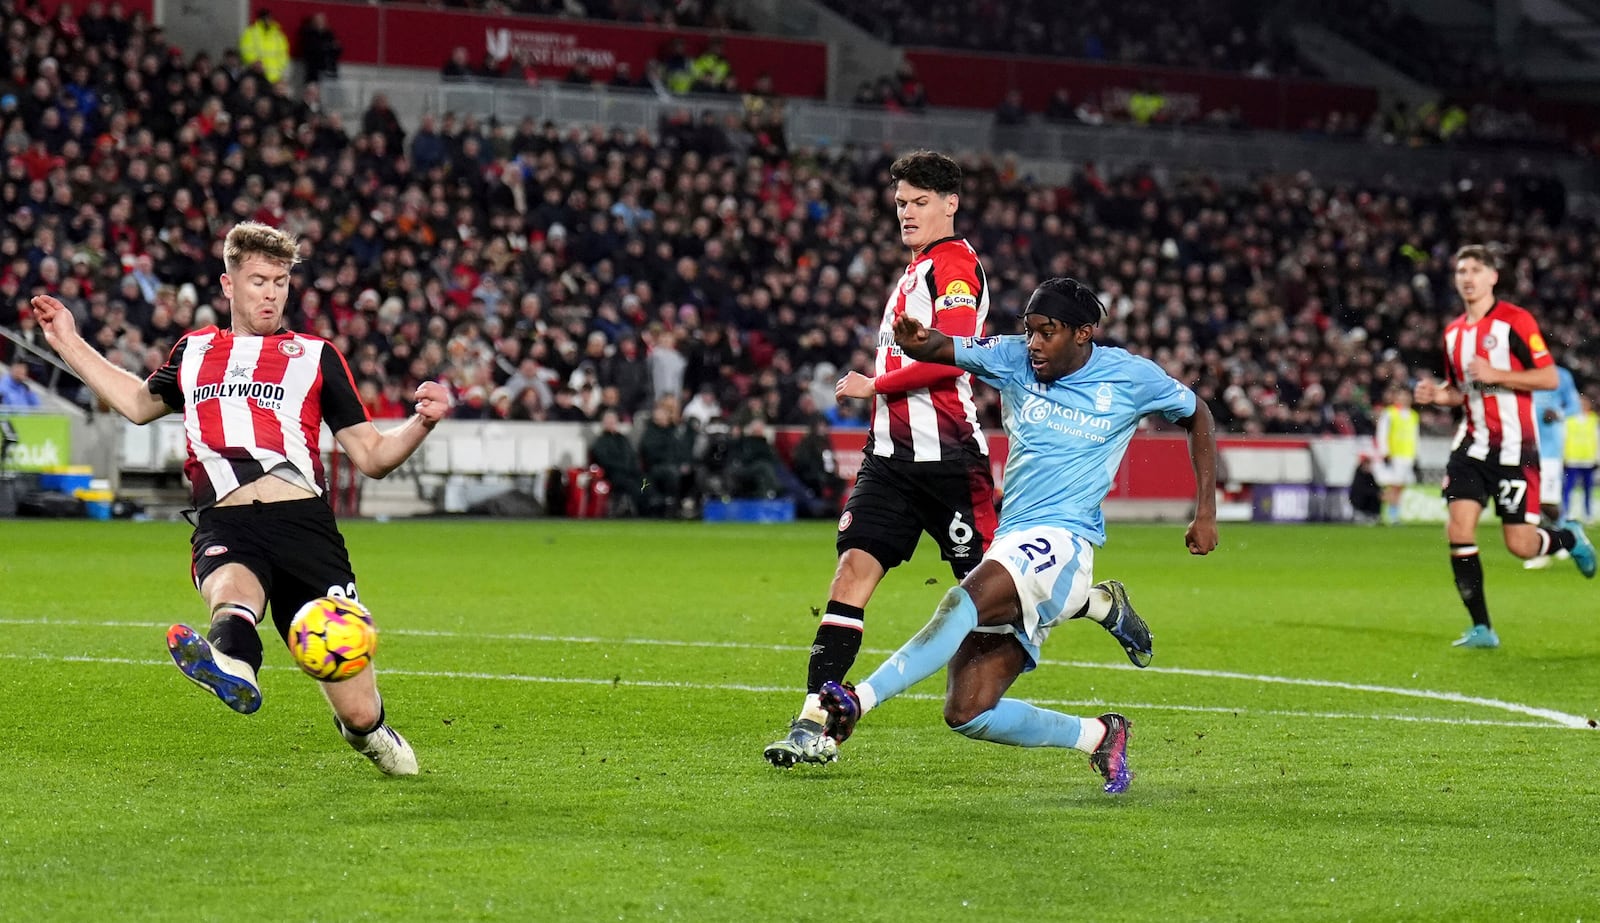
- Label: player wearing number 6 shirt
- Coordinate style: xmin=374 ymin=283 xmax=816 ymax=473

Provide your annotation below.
xmin=813 ymin=278 xmax=1219 ymax=794
xmin=1413 ymin=244 xmax=1595 ymax=651
xmin=764 ymin=151 xmax=999 ymax=768
xmin=28 ymin=221 xmax=450 ymax=775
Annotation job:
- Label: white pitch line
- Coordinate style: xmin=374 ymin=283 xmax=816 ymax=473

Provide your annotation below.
xmin=0 ymin=652 xmax=1567 ymax=731
xmin=2 ymin=618 xmax=1594 ymax=730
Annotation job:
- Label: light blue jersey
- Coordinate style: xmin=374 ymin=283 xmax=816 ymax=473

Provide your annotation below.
xmin=953 ymin=335 xmax=1196 ymax=545
xmin=1534 ymin=366 xmax=1581 ymax=461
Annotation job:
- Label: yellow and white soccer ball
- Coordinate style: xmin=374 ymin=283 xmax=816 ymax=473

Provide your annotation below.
xmin=288 ymin=596 xmax=377 ymax=682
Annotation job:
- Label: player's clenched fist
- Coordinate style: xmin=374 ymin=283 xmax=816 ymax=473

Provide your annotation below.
xmin=413 ymin=381 xmax=452 ymax=425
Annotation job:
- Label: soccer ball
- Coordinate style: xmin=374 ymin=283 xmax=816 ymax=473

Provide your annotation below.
xmin=288 ymin=596 xmax=377 ymax=682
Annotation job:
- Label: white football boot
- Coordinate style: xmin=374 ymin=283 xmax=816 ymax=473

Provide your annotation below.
xmin=338 ymin=719 xmax=420 ymax=776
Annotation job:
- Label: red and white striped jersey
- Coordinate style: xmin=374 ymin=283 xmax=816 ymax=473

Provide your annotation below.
xmin=146 ymin=326 xmax=369 ymax=508
xmin=868 ymin=236 xmax=990 ymax=462
xmin=1442 ymin=300 xmax=1553 ymax=465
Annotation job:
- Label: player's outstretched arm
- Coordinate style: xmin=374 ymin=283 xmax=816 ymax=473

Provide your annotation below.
xmin=334 ymin=380 xmax=451 ymax=478
xmin=1177 ymin=399 xmax=1219 ymax=555
xmin=29 ymin=295 xmax=169 ymax=423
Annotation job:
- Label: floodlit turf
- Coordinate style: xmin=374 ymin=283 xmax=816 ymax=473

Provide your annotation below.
xmin=4 ymin=518 xmax=1600 ymax=921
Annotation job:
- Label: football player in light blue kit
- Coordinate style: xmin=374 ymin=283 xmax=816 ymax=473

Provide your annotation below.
xmin=1525 ymin=364 xmax=1582 ymax=569
xmin=820 ymin=277 xmax=1219 ymax=794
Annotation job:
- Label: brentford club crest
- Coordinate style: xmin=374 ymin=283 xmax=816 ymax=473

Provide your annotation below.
xmin=203 ymin=544 xmax=229 ymax=556
xmin=278 ymin=340 xmax=304 ymax=358
xmin=837 ymin=511 xmax=853 ymax=532
xmin=1480 ymin=335 xmax=1498 ymax=350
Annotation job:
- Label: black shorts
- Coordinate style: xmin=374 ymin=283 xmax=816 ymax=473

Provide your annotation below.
xmin=837 ymin=452 xmax=996 ymax=578
xmin=190 ymin=497 xmax=359 ymax=641
xmin=1441 ymin=448 xmax=1542 ymax=525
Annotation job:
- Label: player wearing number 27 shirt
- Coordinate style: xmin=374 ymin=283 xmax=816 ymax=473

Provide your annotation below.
xmin=1413 ymin=244 xmax=1594 ymax=651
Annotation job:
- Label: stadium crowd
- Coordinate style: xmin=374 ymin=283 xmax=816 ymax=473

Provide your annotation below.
xmin=2 ymin=2 xmax=1599 ymax=476
xmin=1318 ymin=0 xmax=1534 ymax=97
xmin=817 ymin=0 xmax=1305 ymax=77
xmin=388 ymin=0 xmax=748 ymax=30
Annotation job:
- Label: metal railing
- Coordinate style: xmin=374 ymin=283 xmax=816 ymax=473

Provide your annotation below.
xmin=320 ymin=71 xmax=1596 ymax=192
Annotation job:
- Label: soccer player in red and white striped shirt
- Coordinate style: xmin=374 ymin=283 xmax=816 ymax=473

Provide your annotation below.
xmin=765 ymin=151 xmax=998 ymax=767
xmin=1413 ymin=244 xmax=1595 ymax=649
xmin=30 ymin=222 xmax=451 ymax=773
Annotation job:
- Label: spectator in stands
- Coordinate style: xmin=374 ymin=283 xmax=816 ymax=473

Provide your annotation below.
xmin=479 ymin=47 xmax=511 ymax=83
xmin=409 ymin=112 xmax=450 ymax=173
xmin=78 ymin=1 xmax=116 ymax=45
xmin=296 ymin=12 xmax=342 ymax=84
xmin=602 ymin=335 xmax=652 ymax=419
xmin=358 ymin=378 xmax=406 ymax=419
xmin=682 ymin=384 xmax=723 ymax=429
xmin=647 ymin=329 xmax=687 ymax=405
xmin=442 ymin=46 xmax=473 ymax=81
xmin=1044 ymin=88 xmax=1081 ymax=124
xmin=790 ymin=414 xmax=844 ymax=518
xmin=588 ymin=407 xmax=643 ymax=515
xmin=564 ymin=62 xmax=596 ymax=87
xmin=127 ymin=254 xmax=160 ymax=305
xmin=0 ymin=360 xmax=40 ymax=406
xmin=994 ymin=89 xmax=1028 ymax=127
xmin=690 ymin=39 xmax=732 ymax=94
xmin=238 ymin=8 xmax=290 ymax=84
xmin=727 ymin=416 xmax=781 ymax=499
xmin=505 ymin=50 xmax=541 ymax=88
xmin=547 ymin=386 xmax=590 ymax=422
xmin=638 ymin=394 xmax=697 ymax=517
xmin=1126 ymin=82 xmax=1168 ymax=125
xmin=361 ymin=93 xmax=405 ymax=153
xmin=659 ymin=37 xmax=698 ymax=95
xmin=609 ymin=61 xmax=643 ymax=90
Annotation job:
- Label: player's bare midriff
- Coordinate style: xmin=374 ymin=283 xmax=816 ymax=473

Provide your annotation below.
xmin=214 ymin=476 xmax=317 ymax=507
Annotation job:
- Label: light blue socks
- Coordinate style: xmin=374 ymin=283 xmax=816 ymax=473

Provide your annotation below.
xmin=952 ymin=699 xmax=1087 ymax=750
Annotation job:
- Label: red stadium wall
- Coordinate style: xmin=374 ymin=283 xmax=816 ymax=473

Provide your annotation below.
xmin=903 ymin=49 xmax=1379 ymax=132
xmin=253 ymin=0 xmax=829 ymax=99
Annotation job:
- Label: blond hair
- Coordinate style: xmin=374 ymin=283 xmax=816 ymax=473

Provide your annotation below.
xmin=223 ymin=221 xmax=299 ymax=275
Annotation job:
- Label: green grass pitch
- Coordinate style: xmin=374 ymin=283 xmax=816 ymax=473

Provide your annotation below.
xmin=3 ymin=518 xmax=1600 ymax=921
